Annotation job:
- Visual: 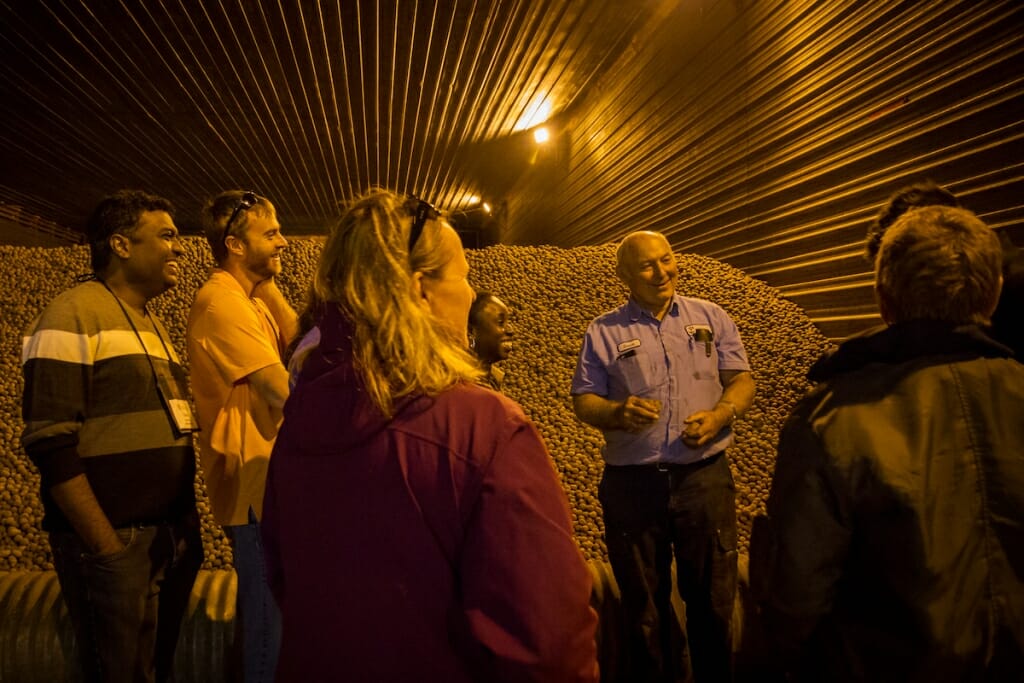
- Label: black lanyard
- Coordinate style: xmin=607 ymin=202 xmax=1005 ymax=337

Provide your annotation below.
xmin=100 ymin=281 xmax=175 ymax=383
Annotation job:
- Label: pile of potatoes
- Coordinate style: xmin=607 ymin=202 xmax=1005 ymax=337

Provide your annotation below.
xmin=0 ymin=238 xmax=833 ymax=569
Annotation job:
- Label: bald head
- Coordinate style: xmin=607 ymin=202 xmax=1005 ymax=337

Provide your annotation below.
xmin=615 ymin=231 xmax=678 ymax=318
xmin=616 ymin=231 xmax=670 ymax=275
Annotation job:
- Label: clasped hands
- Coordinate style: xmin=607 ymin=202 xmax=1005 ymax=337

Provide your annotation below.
xmin=618 ymin=395 xmax=731 ymax=449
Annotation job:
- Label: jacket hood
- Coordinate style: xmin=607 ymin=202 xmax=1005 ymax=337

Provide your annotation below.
xmin=808 ymin=320 xmax=1012 ymax=383
xmin=282 ymin=304 xmax=406 ymax=453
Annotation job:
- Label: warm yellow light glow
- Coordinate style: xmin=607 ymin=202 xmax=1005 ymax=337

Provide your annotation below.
xmin=533 ymin=127 xmax=550 ymax=144
xmin=482 ymin=202 xmax=492 ymax=214
xmin=515 ymin=97 xmax=552 ymax=131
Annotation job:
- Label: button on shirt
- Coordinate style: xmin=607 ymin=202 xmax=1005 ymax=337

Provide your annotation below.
xmin=571 ymin=295 xmax=750 ymax=466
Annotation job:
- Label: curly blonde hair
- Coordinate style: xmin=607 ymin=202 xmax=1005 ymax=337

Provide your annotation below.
xmin=314 ymin=188 xmax=483 ymax=415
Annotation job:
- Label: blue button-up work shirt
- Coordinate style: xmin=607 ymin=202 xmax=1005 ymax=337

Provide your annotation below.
xmin=571 ymin=295 xmax=750 ymax=466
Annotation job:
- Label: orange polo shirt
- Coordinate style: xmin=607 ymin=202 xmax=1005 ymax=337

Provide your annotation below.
xmin=187 ymin=270 xmax=287 ymax=526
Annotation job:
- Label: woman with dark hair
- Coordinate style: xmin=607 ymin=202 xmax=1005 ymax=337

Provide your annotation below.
xmin=468 ymin=291 xmax=514 ymax=392
xmin=261 ymin=189 xmax=598 ymax=682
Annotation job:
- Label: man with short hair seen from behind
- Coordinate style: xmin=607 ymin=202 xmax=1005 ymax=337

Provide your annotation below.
xmin=751 ymin=205 xmax=1024 ymax=680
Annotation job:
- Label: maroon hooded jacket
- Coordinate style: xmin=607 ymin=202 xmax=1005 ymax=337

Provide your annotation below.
xmin=262 ymin=305 xmax=599 ymax=682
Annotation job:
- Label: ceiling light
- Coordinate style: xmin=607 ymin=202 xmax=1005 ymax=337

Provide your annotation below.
xmin=516 ymin=97 xmax=553 ymax=131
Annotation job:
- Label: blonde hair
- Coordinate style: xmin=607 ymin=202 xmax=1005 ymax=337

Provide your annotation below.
xmin=200 ymin=190 xmax=273 ymax=265
xmin=876 ymin=206 xmax=1002 ymax=325
xmin=314 ymin=188 xmax=482 ymax=416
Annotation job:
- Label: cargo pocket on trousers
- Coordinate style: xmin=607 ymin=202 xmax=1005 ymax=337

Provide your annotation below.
xmin=711 ymin=524 xmax=738 ymax=615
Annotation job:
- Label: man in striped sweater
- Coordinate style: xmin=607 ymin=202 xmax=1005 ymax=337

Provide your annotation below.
xmin=21 ymin=190 xmax=203 ymax=683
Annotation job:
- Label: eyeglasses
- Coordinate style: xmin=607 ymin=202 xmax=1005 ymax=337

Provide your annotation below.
xmin=224 ymin=191 xmax=259 ymax=245
xmin=404 ymin=196 xmax=439 ymax=252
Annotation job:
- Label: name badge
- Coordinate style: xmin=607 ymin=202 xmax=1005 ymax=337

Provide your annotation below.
xmin=156 ymin=372 xmax=199 ymax=435
xmin=617 ymin=338 xmax=641 ymax=353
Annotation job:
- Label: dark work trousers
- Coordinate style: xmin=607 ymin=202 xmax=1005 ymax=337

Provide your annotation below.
xmin=50 ymin=518 xmax=204 ymax=683
xmin=599 ymin=452 xmax=738 ymax=683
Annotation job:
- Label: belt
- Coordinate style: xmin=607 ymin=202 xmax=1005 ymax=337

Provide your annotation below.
xmin=607 ymin=451 xmax=723 ymax=473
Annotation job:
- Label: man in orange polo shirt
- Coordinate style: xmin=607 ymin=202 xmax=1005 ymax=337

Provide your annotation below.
xmin=187 ymin=190 xmax=297 ymax=683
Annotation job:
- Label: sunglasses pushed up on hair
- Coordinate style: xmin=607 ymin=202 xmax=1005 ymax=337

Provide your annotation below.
xmin=404 ymin=196 xmax=439 ymax=252
xmin=223 ymin=191 xmax=259 ymax=245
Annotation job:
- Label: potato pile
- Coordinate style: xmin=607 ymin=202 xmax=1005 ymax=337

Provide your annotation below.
xmin=0 ymin=239 xmax=832 ymax=569
xmin=467 ymin=244 xmax=834 ymax=561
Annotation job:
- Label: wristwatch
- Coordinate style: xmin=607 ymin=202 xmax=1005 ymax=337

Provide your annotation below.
xmin=718 ymin=399 xmax=738 ymax=425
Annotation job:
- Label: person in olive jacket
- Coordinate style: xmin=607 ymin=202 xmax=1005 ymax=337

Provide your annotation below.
xmin=750 ymin=205 xmax=1024 ymax=681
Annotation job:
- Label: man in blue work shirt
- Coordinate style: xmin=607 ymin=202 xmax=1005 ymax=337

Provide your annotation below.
xmin=572 ymin=230 xmax=756 ymax=683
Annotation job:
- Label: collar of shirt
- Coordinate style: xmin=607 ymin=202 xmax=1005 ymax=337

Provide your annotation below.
xmin=625 ymin=295 xmax=680 ymax=323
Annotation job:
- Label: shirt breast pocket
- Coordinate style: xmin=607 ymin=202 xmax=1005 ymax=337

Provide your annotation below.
xmin=609 ymin=352 xmax=659 ymax=395
xmin=684 ymin=341 xmax=719 ymax=381
xmin=692 ymin=350 xmax=716 ymax=382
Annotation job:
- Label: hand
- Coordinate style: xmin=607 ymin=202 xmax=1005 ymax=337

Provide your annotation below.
xmin=681 ymin=405 xmax=731 ymax=448
xmin=90 ymin=537 xmax=127 ymax=558
xmin=251 ymin=276 xmax=281 ymax=298
xmin=617 ymin=396 xmax=662 ymax=433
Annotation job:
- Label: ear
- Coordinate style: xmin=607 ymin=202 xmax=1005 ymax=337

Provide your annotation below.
xmin=411 ymin=271 xmax=431 ymax=308
xmin=109 ymin=233 xmax=131 ymax=259
xmin=224 ymin=233 xmax=245 ymax=257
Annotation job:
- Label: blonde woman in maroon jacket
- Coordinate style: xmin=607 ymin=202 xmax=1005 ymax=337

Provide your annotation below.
xmin=261 ymin=189 xmax=599 ymax=683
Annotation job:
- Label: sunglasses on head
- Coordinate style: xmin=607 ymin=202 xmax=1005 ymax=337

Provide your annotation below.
xmin=224 ymin=191 xmax=259 ymax=245
xmin=404 ymin=196 xmax=439 ymax=252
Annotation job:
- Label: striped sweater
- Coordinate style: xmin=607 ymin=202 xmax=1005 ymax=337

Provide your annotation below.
xmin=21 ymin=281 xmax=196 ymax=531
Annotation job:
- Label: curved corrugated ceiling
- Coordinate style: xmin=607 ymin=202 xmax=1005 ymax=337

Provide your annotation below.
xmin=1 ymin=0 xmax=1021 ymax=339
xmin=0 ymin=0 xmax=661 ymax=231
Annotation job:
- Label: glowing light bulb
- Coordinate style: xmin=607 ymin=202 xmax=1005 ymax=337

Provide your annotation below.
xmin=515 ymin=97 xmax=552 ymax=131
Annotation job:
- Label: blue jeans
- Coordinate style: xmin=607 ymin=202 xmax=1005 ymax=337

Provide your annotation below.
xmin=50 ymin=519 xmax=203 ymax=683
xmin=226 ymin=509 xmax=281 ymax=683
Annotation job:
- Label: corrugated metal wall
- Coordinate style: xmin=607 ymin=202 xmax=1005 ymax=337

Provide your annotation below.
xmin=0 ymin=0 xmax=1020 ymax=334
xmin=1 ymin=563 xmax=734 ymax=681
xmin=0 ymin=570 xmax=235 ymax=682
xmin=506 ymin=0 xmax=1024 ymax=340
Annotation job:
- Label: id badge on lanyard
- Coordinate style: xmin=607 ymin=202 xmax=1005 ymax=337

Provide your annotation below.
xmin=155 ymin=371 xmax=199 ymax=435
xmin=101 ymin=282 xmax=200 ymax=437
